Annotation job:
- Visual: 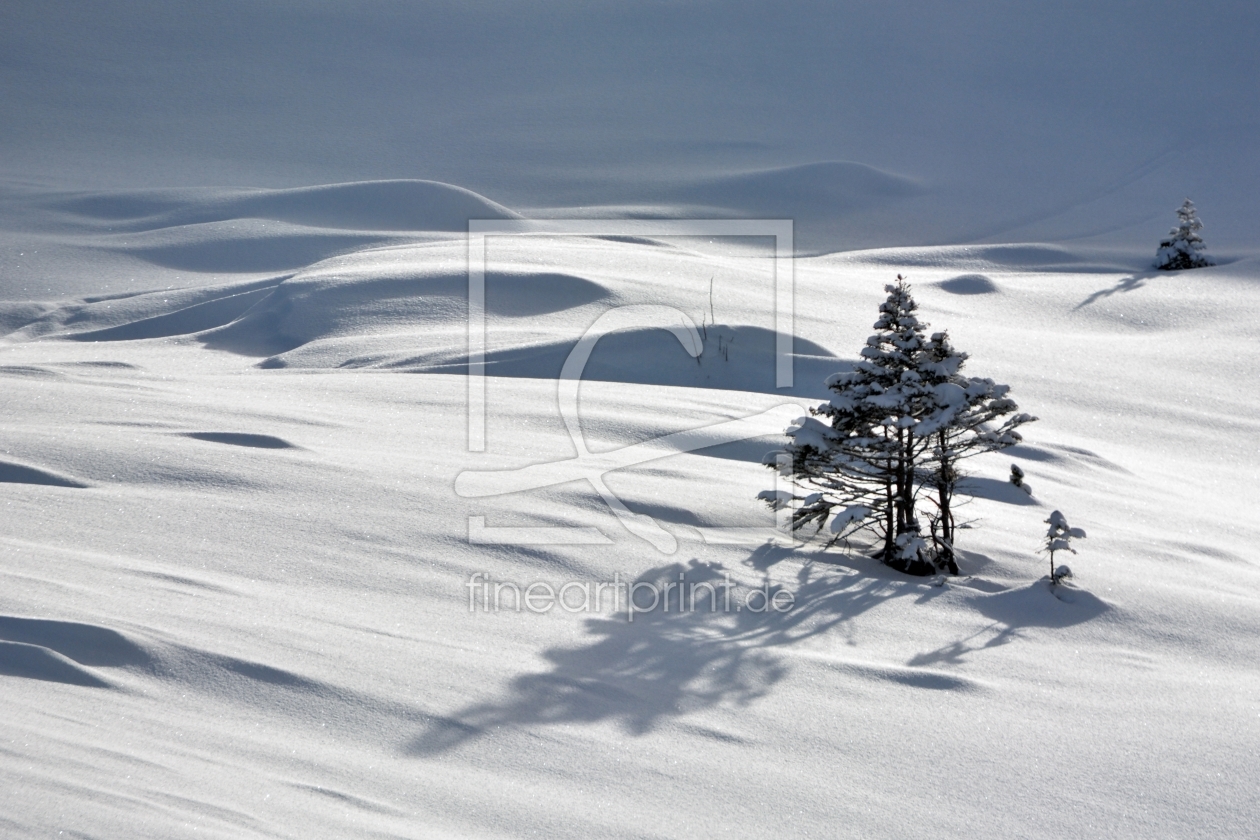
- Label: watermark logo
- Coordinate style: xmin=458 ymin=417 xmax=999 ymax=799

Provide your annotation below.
xmin=456 ymin=220 xmax=801 ymax=553
xmin=466 ymin=571 xmax=795 ymax=621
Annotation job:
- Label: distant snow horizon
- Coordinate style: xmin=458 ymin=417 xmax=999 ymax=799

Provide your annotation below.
xmin=3 ymin=1 xmax=1258 ymax=251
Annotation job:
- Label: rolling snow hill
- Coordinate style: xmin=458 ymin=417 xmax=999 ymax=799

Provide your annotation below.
xmin=2 ymin=2 xmax=1259 ymax=838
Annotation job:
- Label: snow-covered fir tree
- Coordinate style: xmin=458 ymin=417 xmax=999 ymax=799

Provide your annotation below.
xmin=1155 ymin=199 xmax=1213 ymax=270
xmin=763 ymin=276 xmax=935 ymax=573
xmin=915 ymin=329 xmax=1034 ymax=573
xmin=1043 ymin=510 xmax=1085 ymax=583
xmin=763 ymin=276 xmax=1034 ymax=576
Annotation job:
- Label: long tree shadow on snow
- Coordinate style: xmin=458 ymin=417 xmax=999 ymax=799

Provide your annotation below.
xmin=908 ymin=578 xmax=1111 ymax=668
xmin=406 ymin=552 xmax=902 ymax=755
xmin=1074 ymin=271 xmax=1158 ymax=309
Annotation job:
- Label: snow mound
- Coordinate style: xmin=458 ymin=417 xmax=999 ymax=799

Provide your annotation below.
xmin=669 ymin=161 xmax=924 ymax=217
xmin=956 ymin=476 xmax=1037 ymax=506
xmin=21 ymin=181 xmax=522 ymax=275
xmin=0 ymin=616 xmax=152 ymax=668
xmin=50 ymin=180 xmax=520 ymax=233
xmin=0 ymin=459 xmax=89 ymax=488
xmin=972 ymin=581 xmax=1111 ymax=629
xmin=102 ymin=220 xmax=393 ymax=273
xmin=829 ymin=243 xmax=1140 ymax=273
xmin=0 ymin=642 xmax=114 ymax=688
xmin=936 ymin=273 xmax=999 ymax=295
xmin=65 ymin=282 xmax=283 ymax=341
xmin=0 ymin=615 xmax=152 ymax=687
xmin=201 ymin=264 xmax=614 ymax=358
xmin=297 ymin=324 xmax=840 ymax=398
xmin=7 ymin=277 xmax=286 ymax=342
xmin=179 ymin=432 xmax=298 ymax=450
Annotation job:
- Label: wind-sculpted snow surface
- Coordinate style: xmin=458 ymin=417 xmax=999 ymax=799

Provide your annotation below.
xmin=0 ymin=459 xmax=90 ymax=488
xmin=9 ymin=228 xmax=844 ymax=396
xmin=2 ymin=227 xmax=1260 ymax=837
xmin=206 ymin=264 xmax=615 ymax=358
xmin=0 ymin=180 xmax=519 ymax=300
xmin=3 ymin=2 xmax=1260 ymax=249
xmin=2 ymin=1 xmax=1260 ymax=833
xmin=46 ymin=180 xmax=521 ymax=233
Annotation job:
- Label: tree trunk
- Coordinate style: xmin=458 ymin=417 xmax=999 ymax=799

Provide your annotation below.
xmin=936 ymin=483 xmax=959 ymax=574
xmin=936 ymin=431 xmax=959 ymax=574
xmin=897 ymin=428 xmax=915 ymax=535
xmin=883 ymin=468 xmax=895 ymax=559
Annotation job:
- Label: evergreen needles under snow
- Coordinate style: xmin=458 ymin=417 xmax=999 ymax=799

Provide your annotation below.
xmin=1043 ymin=510 xmax=1086 ymax=583
xmin=764 ymin=276 xmax=1035 ymax=576
xmin=1155 ymin=199 xmax=1214 ymax=271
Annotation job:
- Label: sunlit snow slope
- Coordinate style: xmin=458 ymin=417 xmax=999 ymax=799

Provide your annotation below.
xmin=2 ymin=2 xmax=1260 ymax=838
xmin=3 ymin=214 xmax=1260 ymax=837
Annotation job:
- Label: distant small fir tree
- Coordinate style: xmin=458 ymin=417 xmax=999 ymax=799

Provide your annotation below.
xmin=1155 ymin=199 xmax=1213 ymax=271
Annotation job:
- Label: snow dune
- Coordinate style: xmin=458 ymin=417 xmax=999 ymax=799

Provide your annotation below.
xmin=2 ymin=218 xmax=1259 ymax=836
xmin=47 ymin=180 xmax=520 ymax=233
xmin=0 ymin=180 xmax=519 ymax=300
xmin=0 ymin=458 xmax=91 ymax=489
xmin=3 ymin=1 xmax=1260 ymax=837
xmin=5 ymin=217 xmax=850 ymax=397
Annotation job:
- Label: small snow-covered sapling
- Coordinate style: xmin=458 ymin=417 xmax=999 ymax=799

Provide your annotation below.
xmin=1043 ymin=510 xmax=1086 ymax=583
xmin=1155 ymin=199 xmax=1214 ymax=271
xmin=1010 ymin=463 xmax=1031 ymax=496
